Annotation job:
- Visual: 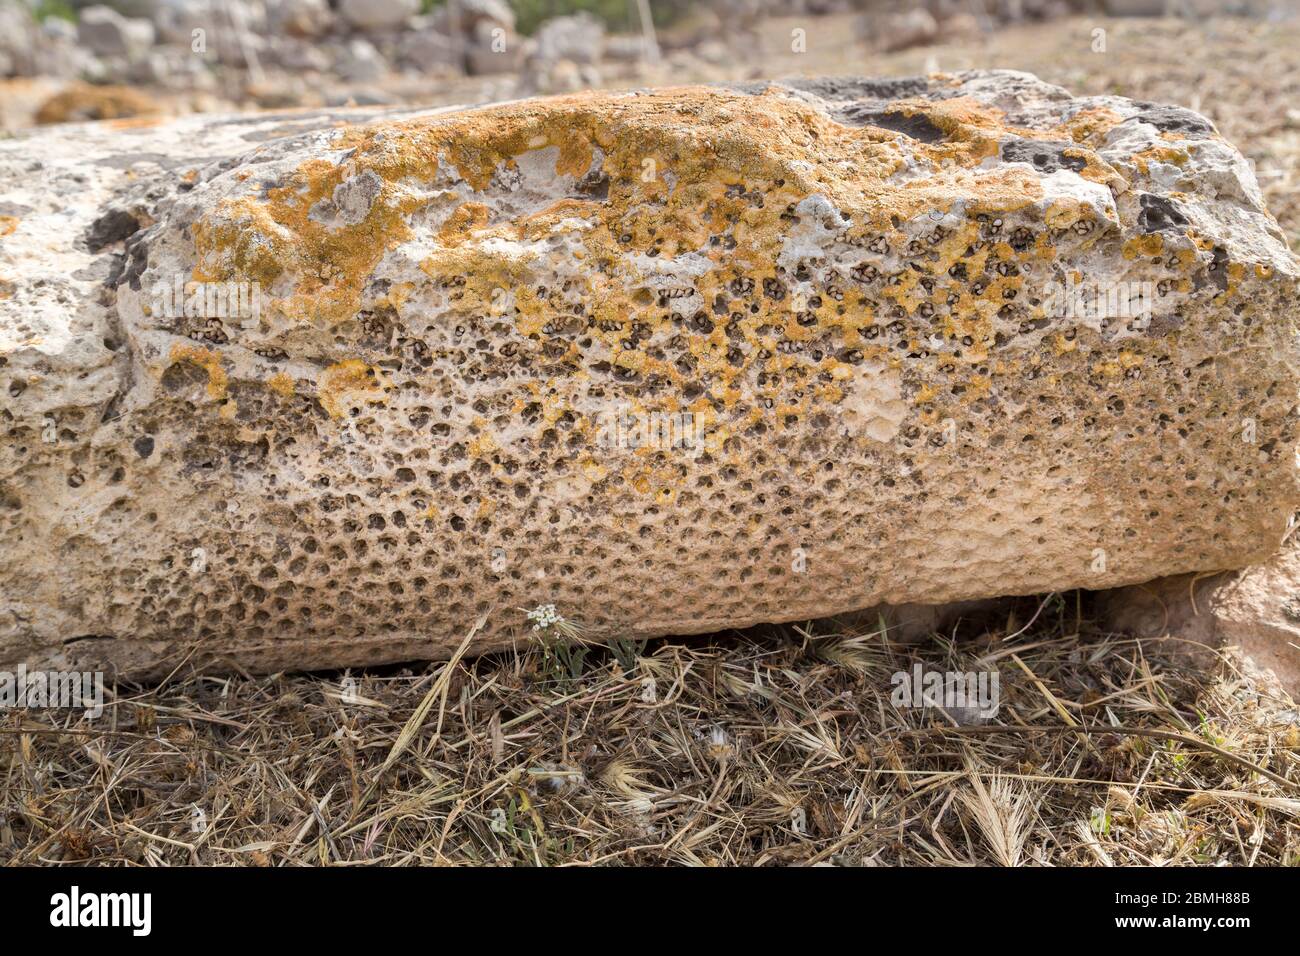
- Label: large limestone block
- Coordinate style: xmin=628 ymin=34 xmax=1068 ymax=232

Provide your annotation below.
xmin=1 ymin=72 xmax=1298 ymax=678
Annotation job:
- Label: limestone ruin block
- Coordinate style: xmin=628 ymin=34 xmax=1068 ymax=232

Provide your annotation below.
xmin=1 ymin=72 xmax=1298 ymax=677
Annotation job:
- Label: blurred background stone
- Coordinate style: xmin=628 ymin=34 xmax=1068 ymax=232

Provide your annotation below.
xmin=266 ymin=0 xmax=332 ymax=37
xmin=340 ymin=0 xmax=416 ymax=31
xmin=532 ymin=11 xmax=604 ymax=65
xmin=77 ymin=4 xmax=156 ymax=60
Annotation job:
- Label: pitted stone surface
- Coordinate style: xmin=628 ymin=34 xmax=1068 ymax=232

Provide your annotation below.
xmin=1 ymin=72 xmax=1298 ymax=677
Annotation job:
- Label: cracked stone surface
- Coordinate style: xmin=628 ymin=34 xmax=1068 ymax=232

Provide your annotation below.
xmin=1 ymin=71 xmax=1297 ymax=678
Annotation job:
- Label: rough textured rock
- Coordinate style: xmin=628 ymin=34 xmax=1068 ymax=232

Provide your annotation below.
xmin=1103 ymin=533 xmax=1300 ymax=696
xmin=1 ymin=72 xmax=1298 ymax=678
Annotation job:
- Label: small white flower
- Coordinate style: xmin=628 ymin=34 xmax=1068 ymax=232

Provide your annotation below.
xmin=525 ymin=603 xmax=563 ymax=631
xmin=521 ymin=604 xmax=586 ymax=642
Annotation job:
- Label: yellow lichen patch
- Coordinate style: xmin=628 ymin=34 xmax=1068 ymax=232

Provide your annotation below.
xmin=34 ymin=83 xmax=161 ymax=125
xmin=468 ymin=430 xmax=499 ymax=458
xmin=167 ymin=344 xmax=229 ymax=400
xmin=268 ymin=372 xmax=295 ymax=397
xmin=1054 ymin=107 xmax=1125 ymax=148
xmin=1225 ymin=261 xmax=1247 ymax=296
xmin=1090 ymin=359 xmax=1125 ymax=380
xmin=1044 ymin=198 xmax=1098 ymax=230
xmin=884 ymin=96 xmax=1004 ymax=164
xmin=1069 ymin=148 xmax=1126 ymax=187
xmin=1123 ymin=234 xmax=1165 ymax=259
xmin=318 ymin=360 xmax=387 ymax=419
xmin=0 ymin=216 xmax=17 ymax=237
xmin=949 ymin=166 xmax=1045 ymax=217
xmin=1158 ymin=129 xmax=1210 ymax=145
xmin=579 ymin=458 xmax=608 ymax=483
xmin=1119 ymin=350 xmax=1144 ymax=370
xmin=108 ymin=117 xmax=164 ymax=130
xmin=522 ymin=198 xmax=601 ymax=230
xmin=1052 ymin=332 xmax=1079 ymax=356
xmin=1134 ymin=145 xmax=1190 ymax=173
xmin=184 ymin=81 xmax=1073 ymax=380
xmin=194 ymin=153 xmax=419 ymax=327
xmin=438 ymin=201 xmax=491 ymax=243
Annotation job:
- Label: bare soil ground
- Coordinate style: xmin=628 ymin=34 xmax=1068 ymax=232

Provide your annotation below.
xmin=3 ymin=15 xmax=1299 ymax=865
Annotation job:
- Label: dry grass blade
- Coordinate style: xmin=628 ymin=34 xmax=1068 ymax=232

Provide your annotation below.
xmin=959 ymin=761 xmax=1035 ymax=867
xmin=356 ymin=615 xmax=486 ymax=813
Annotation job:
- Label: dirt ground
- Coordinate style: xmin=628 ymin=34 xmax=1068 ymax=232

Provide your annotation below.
xmin=2 ymin=13 xmax=1299 ymax=865
xmin=4 ymin=598 xmax=1299 ymax=865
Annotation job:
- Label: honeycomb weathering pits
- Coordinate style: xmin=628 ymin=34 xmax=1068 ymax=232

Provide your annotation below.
xmin=1 ymin=71 xmax=1298 ymax=678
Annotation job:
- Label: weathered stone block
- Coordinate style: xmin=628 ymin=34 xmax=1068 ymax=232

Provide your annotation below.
xmin=1 ymin=72 xmax=1297 ymax=677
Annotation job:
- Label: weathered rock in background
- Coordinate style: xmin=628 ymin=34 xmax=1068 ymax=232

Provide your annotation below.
xmin=1104 ymin=533 xmax=1300 ymax=695
xmin=395 ymin=27 xmax=461 ymax=75
xmin=339 ymin=0 xmax=417 ymax=32
xmin=874 ymin=8 xmax=940 ymax=53
xmin=428 ymin=0 xmax=516 ymax=35
xmin=335 ymin=37 xmax=387 ymax=83
xmin=1 ymin=72 xmax=1297 ymax=678
xmin=32 ymin=79 xmax=159 ymax=122
xmin=532 ymin=12 xmax=605 ymax=66
xmin=265 ymin=0 xmax=333 ymax=39
xmin=76 ymin=4 xmax=156 ymax=60
xmin=0 ymin=1 xmax=95 ymax=79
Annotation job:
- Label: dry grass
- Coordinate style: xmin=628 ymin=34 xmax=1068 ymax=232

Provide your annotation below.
xmin=3 ymin=594 xmax=1298 ymax=866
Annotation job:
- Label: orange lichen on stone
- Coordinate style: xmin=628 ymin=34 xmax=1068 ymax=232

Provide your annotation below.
xmin=34 ymin=83 xmax=161 ymax=125
xmin=168 ymin=343 xmax=229 ymax=400
xmin=1135 ymin=145 xmax=1190 ymax=172
xmin=318 ymin=359 xmax=387 ymax=419
xmin=190 ymin=83 xmax=1063 ymax=358
xmin=268 ymin=372 xmax=296 ymax=397
xmin=438 ymin=202 xmax=491 ymax=243
xmin=1124 ymin=234 xmax=1165 ymax=258
xmin=1055 ymin=106 xmax=1125 ymax=147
